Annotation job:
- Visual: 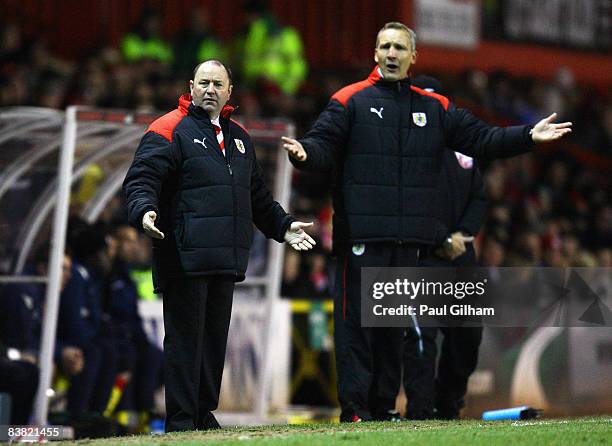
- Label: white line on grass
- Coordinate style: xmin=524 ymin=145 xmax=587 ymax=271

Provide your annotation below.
xmin=511 ymin=419 xmax=611 ymax=427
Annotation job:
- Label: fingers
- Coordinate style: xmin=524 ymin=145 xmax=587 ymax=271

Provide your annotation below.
xmin=283 ymin=145 xmax=303 ymax=160
xmin=290 ymin=235 xmax=315 ymax=250
xmin=290 ymin=241 xmax=303 ymax=251
xmin=143 ymin=211 xmax=164 ymax=239
xmin=281 ymin=137 xmax=298 ymax=152
xmin=549 ymin=128 xmax=572 ymax=140
xmin=461 ymin=235 xmax=475 ymax=243
xmin=281 ymin=136 xmax=297 ymax=144
xmin=544 ymin=112 xmax=557 ymax=123
xmin=144 ymin=225 xmax=165 ymax=239
xmin=552 ymin=121 xmax=572 ymax=129
xmin=301 ymin=239 xmax=313 ymax=250
xmin=281 ymin=136 xmax=307 ymax=161
xmin=303 ymin=232 xmax=316 ymax=246
xmin=291 ymin=221 xmax=314 ymax=230
xmin=284 ymin=146 xmax=305 ymax=161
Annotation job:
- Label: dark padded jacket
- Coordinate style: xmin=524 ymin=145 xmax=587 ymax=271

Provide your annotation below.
xmin=291 ymin=67 xmax=534 ymax=248
xmin=123 ymin=94 xmax=293 ymax=292
xmin=437 ymin=151 xmax=487 ymax=265
xmin=437 ymin=151 xmax=487 ymax=239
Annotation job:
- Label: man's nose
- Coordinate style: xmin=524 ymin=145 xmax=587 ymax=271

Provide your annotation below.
xmin=205 ymin=83 xmax=215 ymax=94
xmin=387 ymin=47 xmax=397 ymax=58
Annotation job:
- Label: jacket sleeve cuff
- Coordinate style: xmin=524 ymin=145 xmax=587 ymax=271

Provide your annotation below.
xmin=276 ymin=215 xmax=296 ymax=243
xmin=288 ymin=141 xmax=316 ymax=171
xmin=131 ymin=205 xmax=158 ymax=233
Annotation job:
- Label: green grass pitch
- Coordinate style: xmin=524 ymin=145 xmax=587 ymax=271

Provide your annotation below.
xmin=55 ymin=417 xmax=610 ymax=445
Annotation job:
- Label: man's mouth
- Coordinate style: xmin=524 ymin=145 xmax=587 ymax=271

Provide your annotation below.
xmin=386 ymin=62 xmax=399 ymax=71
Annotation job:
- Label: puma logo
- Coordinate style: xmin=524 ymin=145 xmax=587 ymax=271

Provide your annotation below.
xmin=193 ymin=138 xmax=207 ymax=148
xmin=370 ymin=107 xmax=383 ymax=119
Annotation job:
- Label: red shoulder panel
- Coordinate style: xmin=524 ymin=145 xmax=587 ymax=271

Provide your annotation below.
xmin=332 ymin=80 xmax=373 ymax=107
xmin=146 ymin=109 xmax=186 ymax=142
xmin=332 ymin=66 xmax=382 ymax=107
xmin=410 ymin=86 xmax=450 ymax=111
xmin=146 ymin=94 xmax=190 ymax=142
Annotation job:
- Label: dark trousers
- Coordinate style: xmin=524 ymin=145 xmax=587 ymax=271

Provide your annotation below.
xmin=116 ymin=336 xmax=164 ymax=412
xmin=403 ymin=250 xmax=483 ymax=419
xmin=403 ymin=326 xmax=438 ymax=419
xmin=163 ymin=276 xmax=234 ymax=432
xmin=0 ymin=359 xmax=38 ymax=424
xmin=67 ymin=338 xmax=117 ymax=415
xmin=334 ymin=243 xmax=418 ymax=421
xmin=435 ymin=326 xmax=483 ymax=416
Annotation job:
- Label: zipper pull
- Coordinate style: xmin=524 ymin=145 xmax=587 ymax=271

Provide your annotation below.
xmin=227 ymin=164 xmax=233 ymax=175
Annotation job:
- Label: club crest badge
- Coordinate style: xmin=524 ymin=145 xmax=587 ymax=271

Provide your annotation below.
xmin=454 ymin=152 xmax=474 ymax=169
xmin=412 ymin=112 xmax=427 ymax=127
xmin=234 ymin=139 xmax=246 ymax=154
xmin=352 ymin=243 xmax=365 ymax=256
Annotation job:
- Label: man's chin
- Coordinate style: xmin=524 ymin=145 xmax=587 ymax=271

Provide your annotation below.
xmin=200 ymin=104 xmax=220 ymax=114
xmin=383 ymin=71 xmax=401 ymax=81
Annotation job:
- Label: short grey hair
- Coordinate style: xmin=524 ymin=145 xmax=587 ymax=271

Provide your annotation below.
xmin=376 ymin=22 xmax=416 ymax=51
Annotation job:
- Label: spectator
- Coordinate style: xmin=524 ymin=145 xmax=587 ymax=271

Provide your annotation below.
xmin=234 ymin=0 xmax=307 ymax=95
xmin=120 ymin=10 xmax=173 ymax=64
xmin=108 ymin=225 xmax=163 ymax=427
xmin=59 ymin=221 xmax=118 ymax=416
xmin=173 ymin=8 xmax=226 ymax=78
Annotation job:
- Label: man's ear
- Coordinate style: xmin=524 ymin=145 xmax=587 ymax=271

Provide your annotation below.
xmin=189 ymin=79 xmax=194 ymax=94
xmin=228 ymin=84 xmax=233 ymax=98
xmin=411 ymin=51 xmax=418 ymax=64
xmin=374 ymin=50 xmax=379 ymax=65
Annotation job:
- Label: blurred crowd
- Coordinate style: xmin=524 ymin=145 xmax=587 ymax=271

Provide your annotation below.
xmin=2 ymin=5 xmax=611 ymax=299
xmin=0 ymin=3 xmax=611 ymax=427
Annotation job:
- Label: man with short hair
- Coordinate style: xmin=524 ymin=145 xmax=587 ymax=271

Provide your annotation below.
xmin=282 ymin=22 xmax=572 ymax=422
xmin=123 ymin=59 xmax=315 ymax=431
xmin=402 ymin=75 xmax=486 ymax=420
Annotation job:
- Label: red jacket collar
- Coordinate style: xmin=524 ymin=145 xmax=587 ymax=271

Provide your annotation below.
xmin=178 ymin=93 xmax=235 ymax=119
xmin=368 ymin=67 xmax=383 ymax=84
xmin=178 ymin=93 xmax=191 ymax=112
xmin=368 ymin=66 xmax=412 ymax=84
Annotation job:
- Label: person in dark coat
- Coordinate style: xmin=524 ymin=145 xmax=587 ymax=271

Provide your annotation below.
xmin=59 ymin=223 xmax=118 ymax=416
xmin=123 ymin=59 xmax=315 ymax=432
xmin=0 ymin=249 xmax=79 ymax=423
xmin=108 ymin=225 xmax=163 ymax=417
xmin=282 ymin=22 xmax=572 ymax=422
xmin=402 ymin=75 xmax=485 ymax=420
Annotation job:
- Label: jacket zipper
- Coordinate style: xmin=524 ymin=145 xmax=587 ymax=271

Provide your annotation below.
xmin=224 ymin=122 xmax=239 ymax=275
xmin=397 ymin=83 xmax=403 ymax=244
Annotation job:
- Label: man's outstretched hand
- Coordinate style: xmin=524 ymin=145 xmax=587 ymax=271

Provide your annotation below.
xmin=281 ymin=136 xmax=307 ymax=161
xmin=284 ymin=221 xmax=316 ymax=251
xmin=142 ymin=210 xmax=164 ymax=239
xmin=531 ymin=113 xmax=572 ymax=142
